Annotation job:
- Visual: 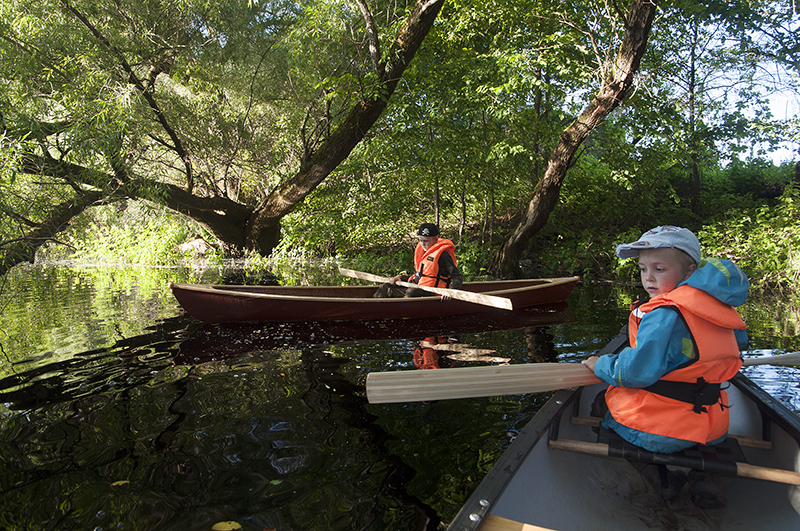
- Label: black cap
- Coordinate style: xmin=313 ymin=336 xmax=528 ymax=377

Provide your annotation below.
xmin=417 ymin=223 xmax=439 ymax=237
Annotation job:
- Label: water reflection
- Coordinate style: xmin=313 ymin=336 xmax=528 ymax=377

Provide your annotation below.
xmin=0 ymin=337 xmax=446 ymax=529
xmin=0 ymin=315 xmax=193 ymax=410
xmin=0 ymin=268 xmax=582 ymax=530
xmin=413 ymin=338 xmax=511 ymax=367
xmin=0 ymin=266 xmax=798 ymax=531
xmin=411 ymin=338 xmax=454 ymax=369
xmin=173 ymin=302 xmax=574 ymax=364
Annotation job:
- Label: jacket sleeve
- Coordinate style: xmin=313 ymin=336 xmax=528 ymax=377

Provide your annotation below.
xmin=438 ymin=252 xmax=463 ymax=289
xmin=594 ymin=308 xmax=693 ymax=388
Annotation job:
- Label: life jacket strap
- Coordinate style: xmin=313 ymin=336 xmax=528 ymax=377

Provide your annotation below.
xmin=643 ymin=377 xmax=721 ymax=414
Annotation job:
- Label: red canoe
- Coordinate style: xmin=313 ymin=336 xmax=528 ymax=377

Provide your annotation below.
xmin=169 ymin=276 xmax=579 ymax=323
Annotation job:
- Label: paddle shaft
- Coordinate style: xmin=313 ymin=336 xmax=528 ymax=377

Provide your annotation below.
xmin=365 ymin=351 xmax=800 ymax=404
xmin=338 ymin=267 xmax=513 ymax=310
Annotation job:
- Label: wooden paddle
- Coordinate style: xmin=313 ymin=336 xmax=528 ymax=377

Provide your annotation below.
xmin=338 ymin=267 xmax=513 ymax=310
xmin=365 ymin=351 xmax=800 ymax=404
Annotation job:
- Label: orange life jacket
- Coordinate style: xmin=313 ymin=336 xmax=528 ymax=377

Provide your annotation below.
xmin=414 ymin=239 xmax=457 ymax=288
xmin=604 ymin=285 xmax=745 ymax=445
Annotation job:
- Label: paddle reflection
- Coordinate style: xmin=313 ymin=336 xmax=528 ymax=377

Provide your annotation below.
xmin=525 ymin=326 xmax=561 ymax=363
xmin=413 ymin=336 xmax=514 ymax=369
xmin=413 ymin=337 xmax=456 ymax=369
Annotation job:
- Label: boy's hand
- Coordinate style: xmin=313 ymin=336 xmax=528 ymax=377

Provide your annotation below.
xmin=582 ymin=356 xmax=599 ymax=372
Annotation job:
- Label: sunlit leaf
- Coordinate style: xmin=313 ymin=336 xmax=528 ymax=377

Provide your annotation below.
xmin=211 ymin=522 xmax=242 ymax=531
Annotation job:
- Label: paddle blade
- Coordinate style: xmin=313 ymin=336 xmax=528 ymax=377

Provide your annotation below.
xmin=366 ymin=363 xmax=601 ymax=403
xmin=338 ymin=267 xmax=388 ymax=283
xmin=743 ymin=351 xmax=800 ymax=367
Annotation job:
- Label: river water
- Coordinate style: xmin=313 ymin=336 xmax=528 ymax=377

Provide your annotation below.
xmin=0 ymin=265 xmax=798 ymax=531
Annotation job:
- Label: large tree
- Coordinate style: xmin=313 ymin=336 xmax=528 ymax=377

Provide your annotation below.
xmin=493 ymin=0 xmax=658 ymax=277
xmin=276 ymin=0 xmax=605 ymax=256
xmin=0 ymin=0 xmax=444 ymax=275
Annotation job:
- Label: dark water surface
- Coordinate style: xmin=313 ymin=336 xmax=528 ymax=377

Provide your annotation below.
xmin=0 ymin=265 xmax=798 ymax=531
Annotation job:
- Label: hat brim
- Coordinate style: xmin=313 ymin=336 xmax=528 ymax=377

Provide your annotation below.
xmin=616 ymin=241 xmax=700 ymax=263
xmin=616 ymin=241 xmax=681 ymax=259
xmin=615 ymin=244 xmax=643 ymax=259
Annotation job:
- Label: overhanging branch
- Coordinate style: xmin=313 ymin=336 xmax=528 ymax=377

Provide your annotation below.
xmin=59 ymin=0 xmax=194 ymax=192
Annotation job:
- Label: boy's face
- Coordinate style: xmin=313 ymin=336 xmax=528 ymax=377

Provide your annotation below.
xmin=418 ymin=235 xmax=438 ymax=251
xmin=638 ymin=248 xmax=696 ymax=297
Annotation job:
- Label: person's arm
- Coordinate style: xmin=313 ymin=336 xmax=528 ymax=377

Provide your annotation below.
xmin=438 ymin=253 xmax=463 ymax=290
xmin=591 ymin=308 xmax=692 ymax=388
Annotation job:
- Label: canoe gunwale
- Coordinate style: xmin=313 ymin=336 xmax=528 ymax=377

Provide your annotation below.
xmin=732 ymin=374 xmax=800 ymax=446
xmin=448 ymin=387 xmax=578 ymax=531
xmin=169 ymin=276 xmax=580 ymax=304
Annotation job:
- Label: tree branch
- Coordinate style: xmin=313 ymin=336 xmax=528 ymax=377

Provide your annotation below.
xmin=60 ymin=0 xmax=194 ymax=192
xmin=18 ymin=152 xmax=254 ymax=248
xmin=244 ymin=0 xmax=446 ymax=253
xmin=355 ymin=0 xmax=385 ymax=79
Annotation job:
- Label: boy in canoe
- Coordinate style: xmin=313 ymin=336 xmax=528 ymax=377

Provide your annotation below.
xmin=373 ymin=223 xmax=463 ymax=299
xmin=582 ymin=225 xmax=749 ymax=508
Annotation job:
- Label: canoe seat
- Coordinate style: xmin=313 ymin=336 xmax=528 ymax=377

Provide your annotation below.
xmin=571 ymin=414 xmax=773 ymax=450
xmin=549 ymin=422 xmax=800 ymax=485
xmin=596 ymin=426 xmax=747 ymax=477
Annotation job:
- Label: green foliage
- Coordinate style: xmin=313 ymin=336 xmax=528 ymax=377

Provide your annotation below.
xmin=740 ymin=291 xmax=800 ymax=346
xmin=2 ymin=0 xmax=797 ymax=297
xmin=453 ymin=241 xmax=495 ymax=280
xmin=337 ymin=249 xmax=416 ymax=278
xmin=268 ymin=247 xmax=345 ymax=286
xmin=277 ymin=0 xmax=626 ymax=271
xmin=38 ymin=201 xmax=213 ymax=266
xmin=700 ymin=185 xmax=800 ymax=291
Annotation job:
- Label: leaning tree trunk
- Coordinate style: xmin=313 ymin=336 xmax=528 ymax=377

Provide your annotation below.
xmin=0 ymin=192 xmax=102 ymax=277
xmin=492 ymin=0 xmax=658 ymax=278
xmin=243 ymin=0 xmax=446 ymax=254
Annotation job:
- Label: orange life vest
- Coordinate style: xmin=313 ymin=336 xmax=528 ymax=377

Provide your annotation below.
xmin=414 ymin=239 xmax=457 ymax=288
xmin=605 ymin=285 xmax=745 ymax=445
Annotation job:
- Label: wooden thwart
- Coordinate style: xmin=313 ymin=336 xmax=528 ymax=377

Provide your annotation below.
xmin=569 ymin=416 xmax=773 ymax=450
xmin=337 ymin=267 xmax=513 ymax=310
xmin=549 ymin=439 xmax=800 ymax=485
xmin=365 ymin=351 xmax=800 ymax=404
